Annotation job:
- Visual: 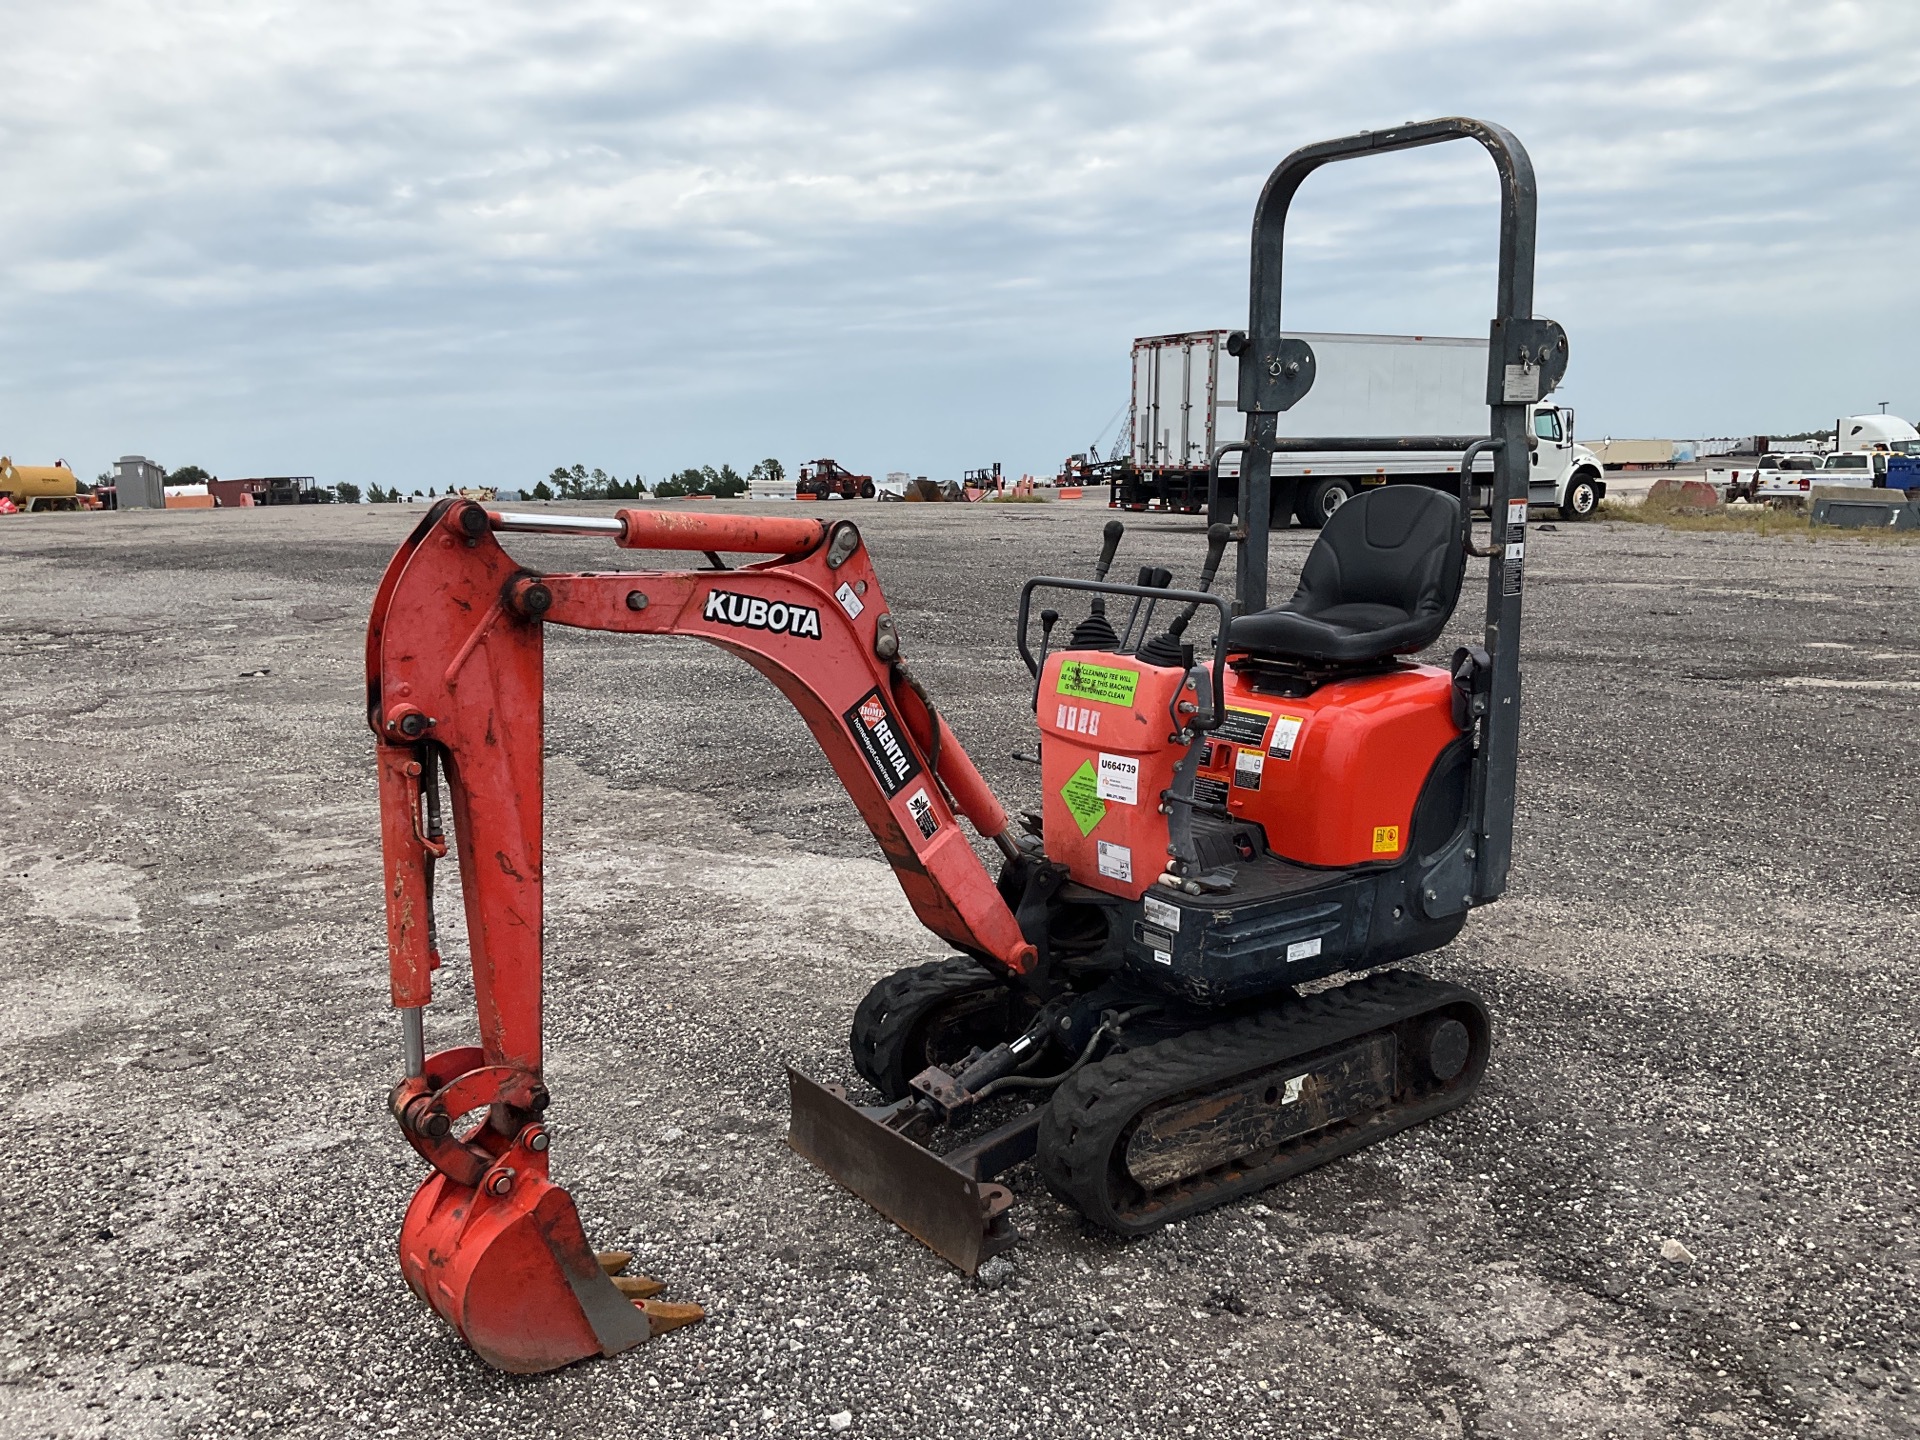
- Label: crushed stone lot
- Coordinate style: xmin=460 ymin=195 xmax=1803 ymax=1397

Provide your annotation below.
xmin=2 ymin=497 xmax=1918 ymax=1440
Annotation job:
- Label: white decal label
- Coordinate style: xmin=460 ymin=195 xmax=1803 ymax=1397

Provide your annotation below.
xmin=1505 ymin=541 xmax=1525 ymax=561
xmin=1233 ymin=749 xmax=1265 ymax=790
xmin=834 ymin=582 xmax=864 ymax=620
xmin=1096 ymin=753 xmax=1140 ymax=805
xmin=1268 ymin=715 xmax=1304 ymax=761
xmin=1054 ymin=703 xmax=1100 ymax=737
xmin=1506 ymin=500 xmax=1527 ymax=526
xmin=1151 ymin=948 xmax=1173 ymax=967
xmin=1502 ymin=364 xmax=1540 ymax=402
xmin=1142 ymin=895 xmax=1181 ymax=931
xmin=1096 ymin=841 xmax=1133 ymax=883
xmin=1286 ymin=937 xmax=1322 ymax=963
xmin=905 ymin=788 xmax=938 ymax=840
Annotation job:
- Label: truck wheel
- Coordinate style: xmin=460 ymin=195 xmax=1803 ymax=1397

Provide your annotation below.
xmin=1295 ymin=477 xmax=1353 ymax=529
xmin=1560 ymin=473 xmax=1601 ymax=520
xmin=858 ymin=480 xmax=876 ymax=499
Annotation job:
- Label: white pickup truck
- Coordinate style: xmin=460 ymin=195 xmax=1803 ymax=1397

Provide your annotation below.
xmin=1811 ymin=451 xmax=1889 ymax=488
xmin=1717 ymin=451 xmax=1890 ymax=505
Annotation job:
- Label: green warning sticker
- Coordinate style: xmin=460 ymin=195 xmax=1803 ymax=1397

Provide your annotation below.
xmin=1060 ymin=760 xmax=1108 ymax=837
xmin=1054 ymin=660 xmax=1139 ymax=708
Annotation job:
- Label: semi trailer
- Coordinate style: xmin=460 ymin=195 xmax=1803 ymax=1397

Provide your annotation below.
xmin=1112 ymin=329 xmax=1605 ymax=525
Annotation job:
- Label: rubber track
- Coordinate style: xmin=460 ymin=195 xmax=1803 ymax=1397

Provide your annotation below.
xmin=1036 ymin=969 xmax=1487 ymax=1235
xmin=848 ymin=957 xmax=1001 ymax=1101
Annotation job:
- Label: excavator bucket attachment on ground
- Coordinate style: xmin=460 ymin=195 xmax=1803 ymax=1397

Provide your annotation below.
xmin=786 ymin=1069 xmax=1017 ymax=1275
xmin=399 ymin=1162 xmax=702 ymax=1375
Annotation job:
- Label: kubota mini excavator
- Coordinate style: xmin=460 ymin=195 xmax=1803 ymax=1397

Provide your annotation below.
xmin=369 ymin=117 xmax=1565 ymax=1373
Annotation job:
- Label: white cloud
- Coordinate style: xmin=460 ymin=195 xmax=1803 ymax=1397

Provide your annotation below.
xmin=3 ymin=0 xmax=1918 ymax=482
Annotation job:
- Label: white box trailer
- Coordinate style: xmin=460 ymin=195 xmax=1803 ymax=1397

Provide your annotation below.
xmin=1587 ymin=439 xmax=1680 ymax=469
xmin=1119 ymin=330 xmax=1607 ymax=525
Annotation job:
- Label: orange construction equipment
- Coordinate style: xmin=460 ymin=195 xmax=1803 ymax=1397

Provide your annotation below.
xmin=366 ymin=116 xmax=1561 ymax=1375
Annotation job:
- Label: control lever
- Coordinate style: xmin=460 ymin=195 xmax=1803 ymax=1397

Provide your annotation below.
xmin=1067 ymin=520 xmax=1126 ymax=650
xmin=1119 ymin=568 xmax=1172 ymax=654
xmin=1138 ymin=524 xmax=1232 ymax=666
xmin=1028 ymin=609 xmax=1060 ymax=713
xmin=1136 ymin=525 xmax=1231 ymax=668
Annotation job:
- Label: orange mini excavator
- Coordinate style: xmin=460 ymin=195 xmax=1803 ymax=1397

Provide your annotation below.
xmin=368 ymin=118 xmax=1566 ymax=1373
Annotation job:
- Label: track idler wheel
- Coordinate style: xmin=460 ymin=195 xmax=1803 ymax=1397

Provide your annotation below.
xmin=397 ymin=1127 xmax=702 ymax=1373
xmin=849 ymin=957 xmax=1021 ymax=1100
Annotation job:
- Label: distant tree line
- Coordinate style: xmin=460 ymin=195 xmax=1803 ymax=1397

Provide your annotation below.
xmin=524 ymin=458 xmax=783 ymax=502
xmin=246 ymin=457 xmax=795 ymax=506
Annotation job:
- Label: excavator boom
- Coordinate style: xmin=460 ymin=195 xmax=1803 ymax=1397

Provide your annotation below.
xmin=367 ymin=499 xmax=1032 ymax=1370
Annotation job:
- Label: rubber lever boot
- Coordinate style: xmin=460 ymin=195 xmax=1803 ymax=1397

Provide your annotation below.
xmin=1068 ymin=520 xmax=1126 ymax=650
xmin=1139 ymin=523 xmax=1232 ymax=668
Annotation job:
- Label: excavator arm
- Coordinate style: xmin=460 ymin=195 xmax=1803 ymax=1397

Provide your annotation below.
xmin=366 ymin=498 xmax=1032 ymax=1372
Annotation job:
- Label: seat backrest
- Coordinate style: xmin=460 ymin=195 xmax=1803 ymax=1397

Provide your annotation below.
xmin=1289 ymin=485 xmax=1465 ymax=624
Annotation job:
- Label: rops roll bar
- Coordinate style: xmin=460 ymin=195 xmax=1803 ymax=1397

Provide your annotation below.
xmin=1232 ymin=116 xmax=1569 ymax=905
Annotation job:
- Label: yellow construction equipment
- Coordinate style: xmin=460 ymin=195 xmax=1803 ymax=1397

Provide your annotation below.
xmin=0 ymin=457 xmax=83 ymax=512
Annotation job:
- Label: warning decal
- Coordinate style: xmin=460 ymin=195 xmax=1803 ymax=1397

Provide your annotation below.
xmin=1268 ymin=715 xmax=1305 ymax=761
xmin=1371 ymin=825 xmax=1401 ymax=855
xmin=1217 ymin=707 xmax=1270 ymax=746
xmin=906 ymin=788 xmax=938 ymax=840
xmin=1232 ymin=748 xmax=1265 ymax=790
xmin=1060 ymin=760 xmax=1108 ymax=836
xmin=1055 ymin=661 xmax=1139 ymax=708
xmin=1193 ymin=776 xmax=1230 ymax=808
xmin=843 ymin=687 xmax=923 ymax=798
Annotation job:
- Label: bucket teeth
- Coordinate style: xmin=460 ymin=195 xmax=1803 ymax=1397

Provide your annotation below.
xmin=596 ymin=1250 xmax=633 ymax=1276
xmin=612 ymin=1274 xmax=667 ymax=1299
xmin=640 ymin=1299 xmax=705 ymax=1338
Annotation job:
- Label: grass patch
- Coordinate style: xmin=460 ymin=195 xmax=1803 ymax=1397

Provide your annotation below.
xmin=1600 ymin=494 xmax=1920 ymax=542
xmin=1601 ymin=496 xmax=1813 ymax=536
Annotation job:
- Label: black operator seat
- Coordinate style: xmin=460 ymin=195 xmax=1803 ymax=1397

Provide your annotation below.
xmin=1227 ymin=486 xmax=1466 ymax=665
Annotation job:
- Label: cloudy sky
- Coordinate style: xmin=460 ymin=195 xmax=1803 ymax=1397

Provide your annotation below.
xmin=5 ymin=0 xmax=1918 ymax=489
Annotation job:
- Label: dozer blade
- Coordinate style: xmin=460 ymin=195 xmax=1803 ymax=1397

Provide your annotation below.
xmin=786 ymin=1067 xmax=1016 ymax=1275
xmin=399 ymin=1170 xmax=701 ymax=1374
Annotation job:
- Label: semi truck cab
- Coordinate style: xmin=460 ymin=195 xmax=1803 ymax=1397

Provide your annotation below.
xmin=1525 ymin=405 xmax=1606 ymax=518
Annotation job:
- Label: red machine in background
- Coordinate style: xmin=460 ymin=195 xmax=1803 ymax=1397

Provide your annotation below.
xmin=796 ymin=458 xmax=875 ymax=499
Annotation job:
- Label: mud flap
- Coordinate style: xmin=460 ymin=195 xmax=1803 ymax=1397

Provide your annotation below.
xmin=786 ymin=1068 xmax=1017 ymax=1275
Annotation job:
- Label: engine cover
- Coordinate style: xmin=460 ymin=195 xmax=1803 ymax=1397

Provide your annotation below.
xmin=1203 ymin=663 xmax=1459 ymax=868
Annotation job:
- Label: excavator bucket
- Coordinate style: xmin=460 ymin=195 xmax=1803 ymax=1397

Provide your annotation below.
xmin=399 ymin=1165 xmax=701 ymax=1374
xmin=787 ymin=1069 xmax=1018 ymax=1275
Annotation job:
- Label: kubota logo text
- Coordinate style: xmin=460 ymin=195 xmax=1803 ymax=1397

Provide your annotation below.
xmin=703 ymin=590 xmax=823 ymax=639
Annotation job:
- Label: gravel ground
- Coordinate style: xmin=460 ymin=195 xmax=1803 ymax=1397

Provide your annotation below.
xmin=1 ymin=497 xmax=1916 ymax=1440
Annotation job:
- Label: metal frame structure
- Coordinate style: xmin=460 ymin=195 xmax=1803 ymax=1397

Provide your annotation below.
xmin=1229 ymin=116 xmax=1567 ymax=905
